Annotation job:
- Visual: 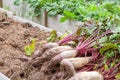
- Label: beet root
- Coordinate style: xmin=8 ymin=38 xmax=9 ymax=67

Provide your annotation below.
xmin=51 ymin=50 xmax=77 ymax=65
xmin=68 ymin=71 xmax=103 ymax=80
xmin=30 ymin=46 xmax=73 ymax=67
xmin=60 ymin=57 xmax=92 ymax=75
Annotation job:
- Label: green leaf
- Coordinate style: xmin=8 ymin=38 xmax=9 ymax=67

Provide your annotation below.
xmin=100 ymin=43 xmax=118 ymax=54
xmin=111 ymin=27 xmax=120 ymax=33
xmin=115 ymin=73 xmax=120 ymax=79
xmin=110 ymin=62 xmax=115 ymax=68
xmin=47 ymin=30 xmax=57 ymax=42
xmin=64 ymin=10 xmax=76 ymax=17
xmin=48 ymin=11 xmax=57 ymax=17
xmin=14 ymin=0 xmax=20 ymax=6
xmin=118 ymin=45 xmax=120 ymax=53
xmin=99 ymin=36 xmax=108 ymax=44
xmin=109 ymin=33 xmax=119 ymax=40
xmin=58 ymin=32 xmax=69 ymax=40
xmin=24 ymin=39 xmax=36 ymax=56
xmin=105 ymin=50 xmax=114 ymax=59
xmin=24 ymin=46 xmax=32 ymax=56
xmin=63 ymin=10 xmax=76 ymax=18
xmin=60 ymin=16 xmax=68 ymax=23
xmin=104 ymin=64 xmax=109 ymax=70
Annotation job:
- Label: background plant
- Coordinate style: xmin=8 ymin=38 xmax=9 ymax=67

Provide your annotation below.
xmin=14 ymin=0 xmax=120 ymax=27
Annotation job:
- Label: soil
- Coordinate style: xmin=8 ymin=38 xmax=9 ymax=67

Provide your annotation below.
xmin=0 ymin=11 xmax=56 ymax=80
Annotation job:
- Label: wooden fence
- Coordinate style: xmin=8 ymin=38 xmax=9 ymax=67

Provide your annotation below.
xmin=0 ymin=0 xmax=2 ymax=7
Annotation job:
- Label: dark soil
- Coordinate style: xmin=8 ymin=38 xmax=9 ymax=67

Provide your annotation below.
xmin=0 ymin=11 xmax=55 ymax=80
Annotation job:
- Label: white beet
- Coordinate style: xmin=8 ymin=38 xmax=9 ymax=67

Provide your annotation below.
xmin=43 ymin=42 xmax=58 ymax=50
xmin=60 ymin=50 xmax=77 ymax=58
xmin=62 ymin=57 xmax=91 ymax=68
xmin=33 ymin=42 xmax=58 ymax=58
xmin=32 ymin=43 xmax=59 ymax=58
xmin=68 ymin=71 xmax=103 ymax=80
xmin=50 ymin=46 xmax=73 ymax=52
xmin=31 ymin=46 xmax=73 ymax=67
xmin=60 ymin=57 xmax=91 ymax=75
xmin=51 ymin=50 xmax=77 ymax=64
xmin=42 ymin=46 xmax=73 ymax=58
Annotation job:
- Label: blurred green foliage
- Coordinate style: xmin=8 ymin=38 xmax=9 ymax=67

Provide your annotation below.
xmin=14 ymin=0 xmax=120 ymax=27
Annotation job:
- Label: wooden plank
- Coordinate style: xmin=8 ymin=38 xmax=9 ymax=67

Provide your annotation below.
xmin=44 ymin=9 xmax=48 ymax=27
xmin=0 ymin=0 xmax=2 ymax=8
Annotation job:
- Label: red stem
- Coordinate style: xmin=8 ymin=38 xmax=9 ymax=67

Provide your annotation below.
xmin=58 ymin=33 xmax=73 ymax=45
xmin=58 ymin=34 xmax=80 ymax=45
xmin=59 ymin=38 xmax=72 ymax=45
xmin=107 ymin=62 xmax=120 ymax=75
xmin=76 ymin=39 xmax=83 ymax=50
xmin=77 ymin=30 xmax=111 ymax=50
xmin=77 ymin=29 xmax=99 ymax=48
xmin=62 ymin=36 xmax=79 ymax=44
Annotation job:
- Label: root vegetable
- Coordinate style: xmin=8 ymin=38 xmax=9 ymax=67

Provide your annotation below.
xmin=32 ymin=43 xmax=58 ymax=58
xmin=60 ymin=57 xmax=92 ymax=75
xmin=43 ymin=42 xmax=58 ymax=50
xmin=32 ymin=50 xmax=41 ymax=58
xmin=41 ymin=46 xmax=73 ymax=59
xmin=68 ymin=71 xmax=103 ymax=80
xmin=31 ymin=46 xmax=73 ymax=67
xmin=13 ymin=56 xmax=32 ymax=62
xmin=51 ymin=50 xmax=77 ymax=64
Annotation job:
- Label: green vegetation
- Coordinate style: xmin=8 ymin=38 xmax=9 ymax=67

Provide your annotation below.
xmin=47 ymin=30 xmax=57 ymax=42
xmin=24 ymin=39 xmax=37 ymax=56
xmin=14 ymin=0 xmax=120 ymax=25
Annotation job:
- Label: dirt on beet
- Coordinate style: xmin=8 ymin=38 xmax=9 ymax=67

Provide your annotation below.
xmin=0 ymin=11 xmax=65 ymax=80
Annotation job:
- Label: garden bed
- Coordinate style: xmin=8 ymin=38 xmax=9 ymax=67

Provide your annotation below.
xmin=0 ymin=8 xmax=52 ymax=80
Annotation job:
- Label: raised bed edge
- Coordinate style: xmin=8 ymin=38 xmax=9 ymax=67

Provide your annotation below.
xmin=0 ymin=8 xmax=62 ymax=35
